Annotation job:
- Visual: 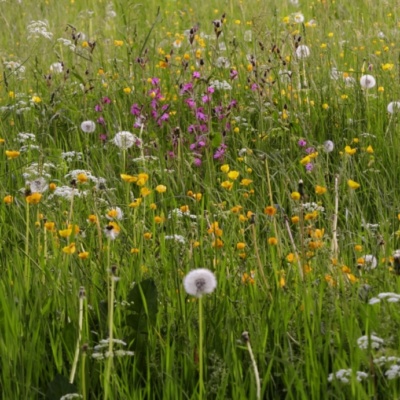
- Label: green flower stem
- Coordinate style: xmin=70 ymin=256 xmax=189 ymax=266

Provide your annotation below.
xmin=24 ymin=202 xmax=30 ymax=289
xmin=198 ymin=296 xmax=204 ymax=399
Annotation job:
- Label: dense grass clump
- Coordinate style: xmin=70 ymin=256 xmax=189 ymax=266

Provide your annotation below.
xmin=1 ymin=0 xmax=400 ymax=399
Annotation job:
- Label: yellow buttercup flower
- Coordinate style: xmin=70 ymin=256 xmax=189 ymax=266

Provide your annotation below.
xmin=315 ymin=185 xmax=327 ymax=195
xmin=62 ymin=243 xmax=76 ymax=254
xmin=227 ymin=170 xmax=240 ymax=180
xmin=26 ymin=193 xmax=42 ymax=204
xmin=347 ymin=179 xmax=360 ymax=189
xmin=5 ymin=150 xmax=20 ymax=159
xmin=155 ymin=185 xmax=167 ymax=193
xmin=3 ymin=195 xmax=13 ymax=204
xmin=220 ymin=164 xmax=230 ymax=173
xmin=345 ymin=146 xmax=357 ymax=155
xmin=291 ymin=192 xmax=301 ymax=201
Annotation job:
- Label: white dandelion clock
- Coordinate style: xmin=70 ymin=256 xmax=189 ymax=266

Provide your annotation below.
xmin=80 ymin=120 xmax=96 ymax=133
xmin=360 ymin=75 xmax=376 ymax=89
xmin=112 ymin=131 xmax=139 ymax=150
xmin=296 ymin=45 xmax=310 ymax=59
xmin=183 ymin=268 xmax=217 ymax=298
xmin=387 ymin=101 xmax=400 ymax=114
xmin=323 ymin=140 xmax=335 ymax=153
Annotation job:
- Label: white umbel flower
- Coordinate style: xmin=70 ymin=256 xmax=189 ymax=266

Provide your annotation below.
xmin=80 ymin=120 xmax=96 ymax=133
xmin=112 ymin=131 xmax=138 ymax=149
xmin=357 ymin=334 xmax=384 ymax=350
xmin=183 ymin=268 xmax=217 ymax=298
xmin=387 ymin=101 xmax=400 ymax=114
xmin=360 ymin=75 xmax=376 ymax=89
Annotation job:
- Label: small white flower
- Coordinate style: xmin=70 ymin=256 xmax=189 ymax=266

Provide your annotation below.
xmin=387 ymin=101 xmax=400 ymax=114
xmin=360 ymin=75 xmax=376 ymax=89
xmin=293 ymin=13 xmax=304 ymax=23
xmin=50 ymin=62 xmax=63 ymax=73
xmin=80 ymin=120 xmax=96 ymax=133
xmin=209 ymin=79 xmax=232 ymax=90
xmin=183 ymin=268 xmax=217 ymax=298
xmin=218 ymin=42 xmax=227 ymax=51
xmin=244 ymin=30 xmax=252 ymax=42
xmin=112 ymin=131 xmax=139 ymax=150
xmin=296 ymin=45 xmax=310 ymax=59
xmin=368 ymin=297 xmax=381 ymax=305
xmin=323 ymin=140 xmax=335 ymax=153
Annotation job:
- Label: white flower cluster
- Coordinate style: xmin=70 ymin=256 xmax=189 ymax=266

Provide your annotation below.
xmin=215 ymin=57 xmax=230 ymax=68
xmin=23 ymin=162 xmax=54 ymax=178
xmin=385 ymin=364 xmax=400 ymax=380
xmin=357 ymin=334 xmax=384 ymax=350
xmin=92 ymin=338 xmax=134 ymax=360
xmin=57 ymin=38 xmax=76 ymax=52
xmin=50 ymin=186 xmax=86 ymax=200
xmin=328 ymin=369 xmax=368 ymax=384
xmin=131 ymin=156 xmax=159 ymax=163
xmin=168 ymin=208 xmax=197 ymax=220
xmin=65 ymin=169 xmax=105 ymax=185
xmin=209 ymin=79 xmax=232 ymax=90
xmin=369 ymin=292 xmax=400 ymax=305
xmin=3 ymin=61 xmax=25 ymax=76
xmin=27 ymin=20 xmax=53 ymax=40
xmin=301 ymin=202 xmax=325 ymax=213
xmin=61 ymin=151 xmax=83 ymax=162
xmin=165 ymin=234 xmax=186 ymax=244
xmin=373 ymin=356 xmax=400 ymax=367
xmin=16 ymin=132 xmax=36 ymax=143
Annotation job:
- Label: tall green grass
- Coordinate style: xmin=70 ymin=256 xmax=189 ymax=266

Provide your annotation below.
xmin=1 ymin=0 xmax=400 ymax=398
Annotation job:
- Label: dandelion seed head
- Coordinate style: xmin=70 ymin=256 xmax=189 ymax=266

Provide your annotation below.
xmin=360 ymin=74 xmax=376 ymax=89
xmin=295 ymin=45 xmax=310 ymax=59
xmin=112 ymin=131 xmax=140 ymax=149
xmin=183 ymin=268 xmax=217 ymax=297
xmin=323 ymin=140 xmax=335 ymax=153
xmin=387 ymin=101 xmax=400 ymax=114
xmin=80 ymin=120 xmax=96 ymax=133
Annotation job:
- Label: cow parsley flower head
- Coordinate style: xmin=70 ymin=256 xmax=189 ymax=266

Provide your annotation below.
xmin=112 ymin=131 xmax=140 ymax=149
xmin=183 ymin=268 xmax=217 ymax=297
xmin=387 ymin=101 xmax=400 ymax=114
xmin=357 ymin=334 xmax=384 ymax=350
xmin=360 ymin=75 xmax=376 ymax=89
xmin=80 ymin=120 xmax=96 ymax=133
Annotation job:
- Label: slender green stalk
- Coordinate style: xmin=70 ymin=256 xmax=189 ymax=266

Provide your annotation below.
xmin=24 ymin=202 xmax=30 ymax=288
xmin=242 ymin=331 xmax=261 ymax=400
xmin=104 ymin=263 xmax=116 ymax=400
xmin=70 ymin=287 xmax=85 ymax=384
xmin=198 ymin=296 xmax=204 ymax=400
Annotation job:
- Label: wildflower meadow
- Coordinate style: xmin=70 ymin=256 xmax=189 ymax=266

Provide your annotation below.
xmin=2 ymin=0 xmax=400 ymax=398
